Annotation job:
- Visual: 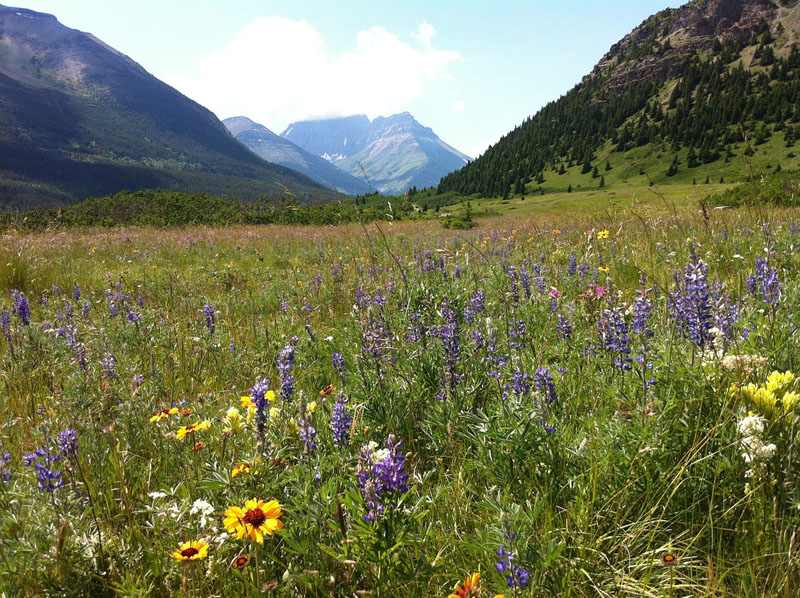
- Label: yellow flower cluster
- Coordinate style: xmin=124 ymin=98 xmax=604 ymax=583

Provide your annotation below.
xmin=224 ymin=407 xmax=245 ymax=434
xmin=731 ymin=371 xmax=799 ymax=417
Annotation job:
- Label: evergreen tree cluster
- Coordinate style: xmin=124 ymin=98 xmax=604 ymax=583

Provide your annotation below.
xmin=439 ymin=31 xmax=800 ymax=196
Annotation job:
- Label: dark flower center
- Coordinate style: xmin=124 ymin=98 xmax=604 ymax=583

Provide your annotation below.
xmin=243 ymin=507 xmax=266 ymax=527
xmin=181 ymin=547 xmax=199 ymax=558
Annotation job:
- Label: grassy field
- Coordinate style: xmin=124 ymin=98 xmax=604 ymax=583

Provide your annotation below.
xmin=0 ymin=199 xmax=798 ymax=597
xmin=443 ymin=183 xmax=733 ymax=219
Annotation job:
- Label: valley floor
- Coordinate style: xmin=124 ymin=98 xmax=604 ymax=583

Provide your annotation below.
xmin=0 ymin=198 xmax=798 ymax=596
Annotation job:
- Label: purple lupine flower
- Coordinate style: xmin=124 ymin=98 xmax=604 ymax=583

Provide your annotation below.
xmin=632 ymin=291 xmax=654 ymax=337
xmin=131 ymin=374 xmax=144 ymax=388
xmin=752 ymin=256 xmax=782 ymax=305
xmin=278 ymin=344 xmax=296 ymax=403
xmin=598 ymin=307 xmax=632 ymax=370
xmin=507 ymin=369 xmax=531 ymax=398
xmin=249 ymin=377 xmax=271 ymax=442
xmin=519 ymin=266 xmax=532 ymax=298
xmin=435 ymin=301 xmax=461 ymax=397
xmin=52 ymin=283 xmax=62 ymax=297
xmin=463 ymin=289 xmax=486 ymax=324
xmin=12 ymin=291 xmax=31 ymax=326
xmin=509 ymin=320 xmax=527 ymax=350
xmin=669 ymin=255 xmax=713 ymax=349
xmin=495 ymin=545 xmax=531 ymax=589
xmin=567 ymin=252 xmax=577 ymax=276
xmin=0 ymin=450 xmax=11 ymax=483
xmin=203 ymin=302 xmax=215 ymax=334
xmin=137 ymin=295 xmax=144 ymax=308
xmin=24 ymin=446 xmax=63 ymax=492
xmin=0 ymin=307 xmax=11 ymax=341
xmin=72 ymin=282 xmax=80 ymax=302
xmin=102 ymin=351 xmax=116 ymax=378
xmin=332 ymin=352 xmax=346 ymax=382
xmin=356 ymin=435 xmax=409 ymax=522
xmin=534 ymin=367 xmax=558 ymax=404
xmin=746 ymin=272 xmax=758 ymax=296
xmin=82 ymin=302 xmax=90 ymax=318
xmin=299 ymin=421 xmax=317 ymax=451
xmin=109 ymin=302 xmax=118 ymax=318
xmin=354 ymin=288 xmax=369 ymax=309
xmin=126 ymin=310 xmax=141 ymax=324
xmin=712 ymin=289 xmax=740 ymax=341
xmin=74 ymin=343 xmax=88 ymax=371
xmin=557 ymin=314 xmax=572 ymax=340
xmin=406 ymin=312 xmax=425 ymax=343
xmin=280 ymin=297 xmax=289 ymax=313
xmin=57 ymin=428 xmax=79 ymax=458
xmin=372 ymin=293 xmax=387 ymax=307
xmin=331 ymin=393 xmax=351 ymax=447
xmin=472 ymin=329 xmax=485 ymax=349
xmin=361 ymin=311 xmax=392 ymax=368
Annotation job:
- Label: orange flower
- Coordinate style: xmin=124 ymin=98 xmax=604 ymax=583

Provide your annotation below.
xmin=449 ymin=573 xmax=480 ymax=598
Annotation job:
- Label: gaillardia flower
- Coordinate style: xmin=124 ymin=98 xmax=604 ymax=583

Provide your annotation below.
xmin=172 ymin=540 xmax=209 ymax=561
xmin=231 ymin=553 xmax=250 ymax=570
xmin=231 ymin=459 xmax=260 ymax=478
xmin=176 ymin=420 xmax=211 ymax=439
xmin=223 ymin=499 xmax=283 ymax=543
xmin=150 ymin=407 xmax=178 ymax=423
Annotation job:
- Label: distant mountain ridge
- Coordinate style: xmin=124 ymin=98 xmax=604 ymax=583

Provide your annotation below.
xmin=0 ymin=4 xmax=331 ymax=208
xmin=223 ymin=117 xmax=370 ymax=196
xmin=281 ymin=112 xmax=470 ymax=195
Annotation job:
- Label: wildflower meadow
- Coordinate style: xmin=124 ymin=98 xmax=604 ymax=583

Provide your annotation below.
xmin=0 ymin=202 xmax=798 ymax=597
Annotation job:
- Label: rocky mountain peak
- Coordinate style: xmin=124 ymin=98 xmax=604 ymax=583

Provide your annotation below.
xmin=592 ymin=0 xmax=783 ymax=92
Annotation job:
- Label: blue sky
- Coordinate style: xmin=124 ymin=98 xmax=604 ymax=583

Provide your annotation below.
xmin=13 ymin=0 xmax=681 ymax=158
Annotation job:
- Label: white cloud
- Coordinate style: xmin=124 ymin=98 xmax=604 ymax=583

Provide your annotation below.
xmin=167 ymin=17 xmax=462 ymax=133
xmin=412 ymin=21 xmax=436 ymax=48
xmin=452 ymin=100 xmax=466 ymax=112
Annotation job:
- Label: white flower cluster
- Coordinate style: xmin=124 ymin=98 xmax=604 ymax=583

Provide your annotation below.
xmin=737 ymin=413 xmax=777 ymax=477
xmin=190 ymin=499 xmax=215 ymax=528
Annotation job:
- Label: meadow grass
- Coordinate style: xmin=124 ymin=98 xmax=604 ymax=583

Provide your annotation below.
xmin=0 ymin=200 xmax=798 ymax=597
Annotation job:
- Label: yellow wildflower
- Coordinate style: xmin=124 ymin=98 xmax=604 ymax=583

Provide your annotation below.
xmin=176 ymin=420 xmax=210 ymax=440
xmin=223 ymin=499 xmax=283 ymax=544
xmin=172 ymin=540 xmax=208 ymax=561
xmin=224 ymin=407 xmax=244 ymax=434
xmin=150 ymin=407 xmax=179 ymax=423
